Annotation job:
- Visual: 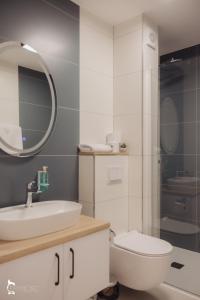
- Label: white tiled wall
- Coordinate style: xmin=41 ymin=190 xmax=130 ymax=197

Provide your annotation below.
xmin=114 ymin=32 xmax=142 ymax=76
xmin=80 ymin=112 xmax=113 ymax=144
xmin=113 ymin=16 xmax=144 ymax=232
xmin=114 ymin=115 xmax=142 ymax=156
xmin=80 ymin=9 xmax=113 ymax=144
xmin=114 ymin=72 xmax=142 ymax=116
xmin=94 ymin=156 xmax=129 ymax=234
xmin=79 ymin=156 xmax=94 ymax=204
xmin=128 ymin=155 xmax=143 ymax=198
xmin=95 ymin=196 xmax=129 ymax=234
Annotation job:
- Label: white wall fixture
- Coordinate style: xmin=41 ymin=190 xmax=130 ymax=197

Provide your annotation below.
xmin=107 ymin=166 xmax=123 ymax=183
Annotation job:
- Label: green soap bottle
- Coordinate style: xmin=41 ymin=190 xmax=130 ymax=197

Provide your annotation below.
xmin=38 ymin=166 xmax=49 ymax=192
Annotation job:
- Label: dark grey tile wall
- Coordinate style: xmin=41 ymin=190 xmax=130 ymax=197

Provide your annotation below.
xmin=0 ymin=0 xmax=79 ymax=208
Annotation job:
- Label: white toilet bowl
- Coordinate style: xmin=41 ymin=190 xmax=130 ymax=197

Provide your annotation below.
xmin=110 ymin=230 xmax=173 ymax=291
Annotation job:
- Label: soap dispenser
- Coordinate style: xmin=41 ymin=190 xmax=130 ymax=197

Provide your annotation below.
xmin=38 ymin=166 xmax=49 ymax=192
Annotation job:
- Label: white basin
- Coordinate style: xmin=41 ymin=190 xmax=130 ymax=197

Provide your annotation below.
xmin=167 ymin=176 xmax=200 ymax=188
xmin=0 ymin=201 xmax=82 ymax=241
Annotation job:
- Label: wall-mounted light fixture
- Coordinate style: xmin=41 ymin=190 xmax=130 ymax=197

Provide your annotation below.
xmin=22 ymin=44 xmax=37 ymax=53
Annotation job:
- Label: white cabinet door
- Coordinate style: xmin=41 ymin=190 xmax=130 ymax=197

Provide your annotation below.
xmin=0 ymin=245 xmax=63 ymax=300
xmin=64 ymin=230 xmax=109 ymax=300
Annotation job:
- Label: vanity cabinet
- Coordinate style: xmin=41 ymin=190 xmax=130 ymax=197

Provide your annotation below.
xmin=64 ymin=230 xmax=109 ymax=300
xmin=0 ymin=230 xmax=109 ymax=300
xmin=0 ymin=245 xmax=63 ymax=300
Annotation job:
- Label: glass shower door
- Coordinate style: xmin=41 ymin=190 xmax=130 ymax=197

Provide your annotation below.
xmin=158 ymin=45 xmax=200 ymax=295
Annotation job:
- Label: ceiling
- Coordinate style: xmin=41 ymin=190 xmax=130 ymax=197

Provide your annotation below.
xmin=72 ymin=0 xmax=200 ymax=55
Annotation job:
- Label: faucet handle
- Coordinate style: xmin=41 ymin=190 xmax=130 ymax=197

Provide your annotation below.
xmin=27 ymin=181 xmax=38 ymax=192
xmin=176 ymin=170 xmax=185 ymax=177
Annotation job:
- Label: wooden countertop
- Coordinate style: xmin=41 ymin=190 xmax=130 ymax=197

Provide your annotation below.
xmin=0 ymin=215 xmax=110 ymax=264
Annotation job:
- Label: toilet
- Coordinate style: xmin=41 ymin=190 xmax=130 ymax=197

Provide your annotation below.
xmin=110 ymin=230 xmax=173 ymax=291
xmin=79 ymin=154 xmax=173 ymax=291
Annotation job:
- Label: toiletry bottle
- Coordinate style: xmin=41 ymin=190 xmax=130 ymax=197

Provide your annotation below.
xmin=37 ymin=166 xmax=49 ymax=192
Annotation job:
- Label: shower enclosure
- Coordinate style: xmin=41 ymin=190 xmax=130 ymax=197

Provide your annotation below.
xmin=159 ymin=45 xmax=200 ymax=295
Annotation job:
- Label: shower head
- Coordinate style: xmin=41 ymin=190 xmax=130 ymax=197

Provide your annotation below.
xmin=160 ymin=57 xmax=183 ymax=67
xmin=170 ymin=57 xmax=182 ymax=63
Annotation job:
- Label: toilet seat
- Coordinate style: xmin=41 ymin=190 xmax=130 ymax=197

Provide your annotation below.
xmin=113 ymin=231 xmax=173 ymax=257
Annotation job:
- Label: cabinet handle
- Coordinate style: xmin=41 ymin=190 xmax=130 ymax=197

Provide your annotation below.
xmin=70 ymin=248 xmax=75 ymax=279
xmin=55 ymin=253 xmax=60 ymax=286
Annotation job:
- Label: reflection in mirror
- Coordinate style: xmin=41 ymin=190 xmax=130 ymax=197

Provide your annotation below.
xmin=160 ymin=96 xmax=179 ymax=154
xmin=0 ymin=41 xmax=56 ymax=157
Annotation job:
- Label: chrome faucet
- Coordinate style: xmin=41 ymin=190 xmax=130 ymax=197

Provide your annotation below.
xmin=25 ymin=166 xmax=49 ymax=208
xmin=25 ymin=180 xmax=41 ymax=208
xmin=176 ymin=170 xmax=189 ymax=177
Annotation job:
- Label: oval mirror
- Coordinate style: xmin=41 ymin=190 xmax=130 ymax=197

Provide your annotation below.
xmin=161 ymin=96 xmax=179 ymax=154
xmin=0 ymin=41 xmax=56 ymax=157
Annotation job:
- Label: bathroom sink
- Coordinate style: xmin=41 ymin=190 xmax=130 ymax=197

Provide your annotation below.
xmin=0 ymin=200 xmax=82 ymax=241
xmin=167 ymin=177 xmax=200 ymax=191
xmin=168 ymin=176 xmax=200 ymax=185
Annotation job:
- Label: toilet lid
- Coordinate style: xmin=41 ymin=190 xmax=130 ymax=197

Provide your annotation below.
xmin=114 ymin=231 xmax=173 ymax=256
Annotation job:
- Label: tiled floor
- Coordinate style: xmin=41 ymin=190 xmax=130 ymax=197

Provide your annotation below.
xmin=118 ymin=284 xmax=200 ymax=300
xmin=119 ymin=285 xmax=163 ymax=300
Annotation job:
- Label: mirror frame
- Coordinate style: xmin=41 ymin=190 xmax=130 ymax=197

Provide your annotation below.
xmin=0 ymin=41 xmax=57 ymax=157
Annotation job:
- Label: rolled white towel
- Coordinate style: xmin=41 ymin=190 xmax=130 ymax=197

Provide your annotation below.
xmin=0 ymin=123 xmax=23 ymax=155
xmin=79 ymin=144 xmax=112 ymax=153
